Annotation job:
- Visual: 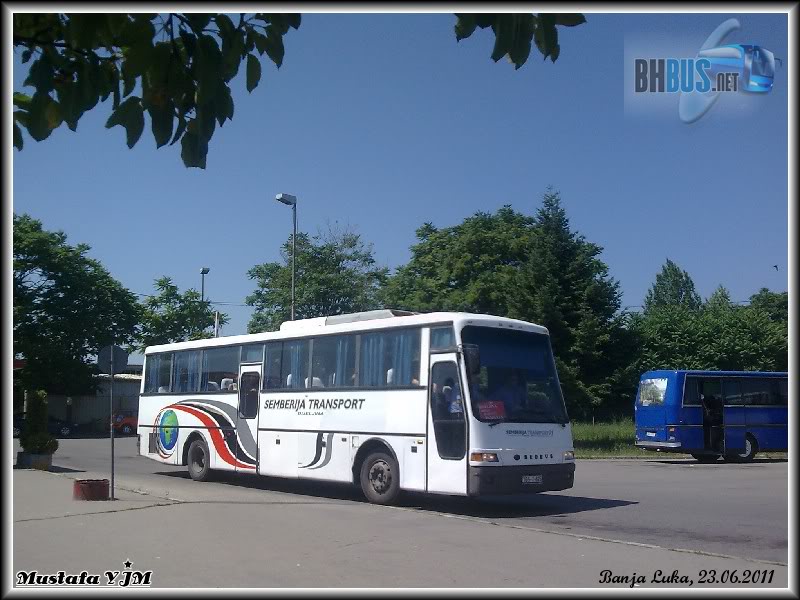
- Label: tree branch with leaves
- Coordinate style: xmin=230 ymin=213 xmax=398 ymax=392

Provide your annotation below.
xmin=13 ymin=13 xmax=585 ymax=168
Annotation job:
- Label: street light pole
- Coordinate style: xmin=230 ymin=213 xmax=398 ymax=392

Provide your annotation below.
xmin=276 ymin=193 xmax=298 ymax=320
xmin=291 ymin=202 xmax=296 ymax=321
xmin=200 ymin=267 xmax=210 ymax=302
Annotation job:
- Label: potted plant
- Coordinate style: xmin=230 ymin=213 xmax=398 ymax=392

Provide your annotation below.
xmin=17 ymin=390 xmax=59 ymax=470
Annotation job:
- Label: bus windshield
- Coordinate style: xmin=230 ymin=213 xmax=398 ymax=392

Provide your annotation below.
xmin=461 ymin=326 xmax=568 ymax=424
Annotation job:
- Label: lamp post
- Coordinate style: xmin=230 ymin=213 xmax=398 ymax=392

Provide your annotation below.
xmin=275 ymin=193 xmax=297 ymax=320
xmin=200 ymin=267 xmax=210 ymax=302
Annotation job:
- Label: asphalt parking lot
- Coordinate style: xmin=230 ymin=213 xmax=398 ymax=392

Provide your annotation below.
xmin=12 ymin=437 xmax=789 ymax=588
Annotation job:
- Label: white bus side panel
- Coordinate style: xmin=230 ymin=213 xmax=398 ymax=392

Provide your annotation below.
xmin=399 ymin=437 xmax=426 ymax=491
xmin=296 ymin=432 xmax=352 ymax=482
xmin=258 ymin=390 xmax=428 ymax=490
xmin=258 ymin=390 xmax=427 ymax=435
xmin=258 ymin=431 xmax=298 ymax=478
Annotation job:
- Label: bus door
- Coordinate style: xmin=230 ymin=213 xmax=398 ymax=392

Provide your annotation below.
xmin=698 ymin=378 xmax=724 ymax=453
xmin=426 ymin=354 xmax=468 ymax=494
xmin=236 ymin=365 xmax=262 ymax=473
xmin=722 ymin=379 xmax=746 ymax=454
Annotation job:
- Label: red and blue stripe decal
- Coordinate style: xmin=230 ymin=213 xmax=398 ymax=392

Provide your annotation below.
xmin=165 ymin=403 xmax=256 ymax=470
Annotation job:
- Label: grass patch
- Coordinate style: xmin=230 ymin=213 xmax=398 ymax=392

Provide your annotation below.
xmin=571 ymin=419 xmax=788 ymax=459
xmin=572 ymin=418 xmax=643 ymax=458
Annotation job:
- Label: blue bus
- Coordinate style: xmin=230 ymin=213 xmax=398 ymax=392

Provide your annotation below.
xmin=634 ymin=370 xmax=788 ymax=463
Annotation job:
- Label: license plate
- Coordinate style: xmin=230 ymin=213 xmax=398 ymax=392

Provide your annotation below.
xmin=646 ymin=431 xmax=656 ymax=437
xmin=522 ymin=475 xmax=542 ymax=484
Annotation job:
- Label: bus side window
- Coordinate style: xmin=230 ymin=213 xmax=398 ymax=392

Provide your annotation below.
xmin=722 ymin=379 xmax=744 ymax=405
xmin=774 ymin=379 xmax=788 ymax=406
xmin=742 ymin=378 xmax=770 ymax=405
xmin=263 ymin=342 xmax=282 ymax=390
xmin=683 ymin=378 xmax=700 ymax=406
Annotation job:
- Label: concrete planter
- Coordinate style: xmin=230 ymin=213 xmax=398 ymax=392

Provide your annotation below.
xmin=16 ymin=452 xmax=53 ymax=470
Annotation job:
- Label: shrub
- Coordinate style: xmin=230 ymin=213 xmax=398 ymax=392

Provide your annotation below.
xmin=19 ymin=389 xmax=59 ymax=455
xmin=19 ymin=432 xmax=59 ymax=455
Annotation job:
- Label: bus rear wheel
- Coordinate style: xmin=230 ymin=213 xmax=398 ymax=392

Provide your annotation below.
xmin=188 ymin=437 xmax=212 ymax=482
xmin=360 ymin=451 xmax=400 ymax=505
xmin=724 ymin=434 xmax=758 ymax=464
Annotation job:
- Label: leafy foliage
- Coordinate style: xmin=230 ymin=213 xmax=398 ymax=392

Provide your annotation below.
xmin=13 ymin=13 xmax=585 ymax=167
xmin=748 ymin=288 xmax=788 ymax=325
xmin=246 ymin=227 xmax=388 ymax=333
xmin=643 ymin=258 xmax=702 ymax=313
xmin=632 ymin=284 xmax=788 ymax=374
xmin=135 ymin=276 xmax=227 ymax=350
xmin=384 ymin=191 xmax=632 ymax=419
xmin=381 ymin=206 xmax=535 ymax=315
xmin=12 ymin=13 xmax=301 ymax=167
xmin=13 ymin=214 xmax=141 ymax=395
xmin=19 ymin=390 xmax=59 ymax=455
xmin=507 ymin=189 xmax=635 ymax=419
xmin=454 ymin=13 xmax=586 ymax=68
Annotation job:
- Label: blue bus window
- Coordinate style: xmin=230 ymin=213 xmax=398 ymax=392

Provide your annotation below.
xmin=638 ymin=378 xmax=668 ymax=406
xmin=722 ymin=379 xmax=744 ymax=405
xmin=698 ymin=378 xmax=722 ymax=405
xmin=741 ymin=378 xmax=770 ymax=405
xmin=683 ymin=377 xmax=700 ymax=406
xmin=775 ymin=379 xmax=788 ymax=406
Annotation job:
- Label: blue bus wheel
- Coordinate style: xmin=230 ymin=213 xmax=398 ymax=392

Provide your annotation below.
xmin=725 ymin=435 xmax=758 ymax=463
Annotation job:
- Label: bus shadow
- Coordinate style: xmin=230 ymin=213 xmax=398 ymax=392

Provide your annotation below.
xmin=649 ymin=457 xmax=788 ymax=466
xmin=154 ymin=470 xmax=366 ymax=503
xmin=401 ymin=493 xmax=637 ymax=519
xmin=153 ymin=470 xmax=635 ymax=517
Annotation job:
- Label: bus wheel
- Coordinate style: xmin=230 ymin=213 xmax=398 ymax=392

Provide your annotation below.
xmin=188 ymin=437 xmax=212 ymax=482
xmin=725 ymin=435 xmax=758 ymax=464
xmin=691 ymin=453 xmax=719 ymax=463
xmin=360 ymin=452 xmax=400 ymax=505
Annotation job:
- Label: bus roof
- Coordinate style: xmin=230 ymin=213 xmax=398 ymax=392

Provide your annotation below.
xmin=641 ymin=369 xmax=787 ymax=378
xmin=144 ymin=311 xmax=550 ymax=355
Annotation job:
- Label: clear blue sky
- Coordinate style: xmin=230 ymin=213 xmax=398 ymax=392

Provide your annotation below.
xmin=13 ymin=12 xmax=788 ymax=358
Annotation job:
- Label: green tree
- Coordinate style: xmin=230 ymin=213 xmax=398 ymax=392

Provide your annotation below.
xmin=13 ymin=214 xmax=141 ymax=395
xmin=246 ymin=228 xmax=388 ymax=333
xmin=13 ymin=13 xmax=585 ymax=168
xmin=382 ymin=206 xmax=536 ymax=315
xmin=508 ymin=189 xmax=632 ymax=419
xmin=632 ymin=285 xmax=788 ymax=374
xmin=643 ymin=258 xmax=702 ymax=313
xmin=135 ymin=276 xmax=227 ymax=350
xmin=695 ymin=286 xmax=787 ymax=371
xmin=748 ymin=287 xmax=788 ymax=325
xmin=630 ymin=306 xmax=704 ymax=372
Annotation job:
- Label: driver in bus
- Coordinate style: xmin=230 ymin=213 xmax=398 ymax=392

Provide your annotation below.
xmin=494 ymin=370 xmax=527 ymax=414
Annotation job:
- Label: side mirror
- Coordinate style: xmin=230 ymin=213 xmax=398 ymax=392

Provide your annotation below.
xmin=462 ymin=344 xmax=481 ymax=376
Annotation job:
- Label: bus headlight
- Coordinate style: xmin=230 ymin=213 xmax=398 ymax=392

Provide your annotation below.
xmin=563 ymin=450 xmax=575 ymax=461
xmin=470 ymin=452 xmax=499 ymax=463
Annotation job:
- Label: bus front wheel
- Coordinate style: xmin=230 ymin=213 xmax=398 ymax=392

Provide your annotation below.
xmin=724 ymin=434 xmax=758 ymax=464
xmin=360 ymin=451 xmax=400 ymax=505
xmin=188 ymin=437 xmax=212 ymax=482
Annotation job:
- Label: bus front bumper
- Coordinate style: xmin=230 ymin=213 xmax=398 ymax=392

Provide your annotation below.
xmin=468 ymin=463 xmax=575 ymax=496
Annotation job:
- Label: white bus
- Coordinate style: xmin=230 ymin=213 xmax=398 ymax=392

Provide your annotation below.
xmin=137 ymin=310 xmax=575 ymax=504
